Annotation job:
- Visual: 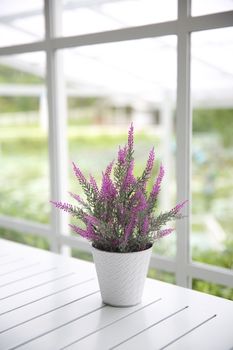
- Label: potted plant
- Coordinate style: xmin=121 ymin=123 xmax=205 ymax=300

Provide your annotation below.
xmin=52 ymin=123 xmax=187 ymax=307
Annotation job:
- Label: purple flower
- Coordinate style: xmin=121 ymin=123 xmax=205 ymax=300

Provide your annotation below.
xmin=100 ymin=174 xmax=117 ymax=200
xmin=150 ymin=164 xmax=165 ymax=198
xmin=84 ymin=213 xmax=99 ymax=226
xmin=128 ymin=122 xmax=134 ymax=151
xmin=104 ymin=160 xmax=114 ymax=177
xmin=118 ymin=146 xmax=127 ymax=165
xmin=156 ymin=228 xmax=174 ymax=239
xmin=122 ymin=160 xmax=136 ymax=189
xmin=145 ymin=147 xmax=155 ymax=175
xmin=124 ymin=213 xmax=137 ymax=241
xmin=68 ymin=192 xmax=86 ymax=206
xmin=69 ymin=224 xmax=88 ymax=238
xmin=171 ymin=200 xmax=188 ymax=215
xmin=69 ymin=223 xmax=98 ymax=240
xmin=133 ymin=189 xmax=147 ymax=212
xmin=141 ymin=216 xmax=149 ymax=235
xmin=124 ymin=190 xmax=147 ymax=240
xmin=89 ymin=175 xmax=99 ymax=195
xmin=72 ymin=162 xmax=87 ymax=186
xmin=51 ymin=201 xmax=74 ymax=213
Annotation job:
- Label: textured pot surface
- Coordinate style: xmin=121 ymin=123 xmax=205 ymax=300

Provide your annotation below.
xmin=92 ymin=246 xmax=152 ymax=307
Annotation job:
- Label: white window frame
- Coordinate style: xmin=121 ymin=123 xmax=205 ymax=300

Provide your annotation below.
xmin=0 ymin=0 xmax=232 ymax=290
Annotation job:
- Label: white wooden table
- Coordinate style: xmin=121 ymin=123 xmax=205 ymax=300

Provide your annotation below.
xmin=0 ymin=239 xmax=232 ymax=350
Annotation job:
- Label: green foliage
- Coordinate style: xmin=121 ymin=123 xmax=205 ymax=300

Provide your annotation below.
xmin=0 ymin=228 xmax=49 ymax=250
xmin=68 ymin=97 xmax=98 ymax=109
xmin=193 ymin=279 xmax=233 ymax=301
xmin=193 ymin=240 xmax=233 ymax=270
xmin=192 ymin=239 xmax=233 ymax=300
xmin=150 ymin=211 xmax=183 ymax=232
xmin=0 ymin=96 xmax=39 ymax=113
xmin=72 ymin=249 xmax=93 ymax=262
xmin=0 ymin=64 xmax=43 ymax=114
xmin=0 ymin=64 xmax=43 ymax=84
xmin=148 ymin=268 xmax=175 ymax=284
xmin=193 ymin=108 xmax=233 ymax=147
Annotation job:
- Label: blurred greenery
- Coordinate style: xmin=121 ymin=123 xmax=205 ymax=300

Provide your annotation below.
xmin=0 ymin=65 xmax=43 ymax=85
xmin=193 ymin=279 xmax=233 ymax=301
xmin=0 ymin=64 xmax=42 ymax=112
xmin=72 ymin=249 xmax=93 ymax=262
xmin=193 ymin=108 xmax=233 ymax=147
xmin=148 ymin=268 xmax=175 ymax=284
xmin=193 ymin=240 xmax=233 ymax=270
xmin=0 ymin=227 xmax=49 ymax=250
xmin=68 ymin=97 xmax=98 ymax=109
xmin=0 ymin=97 xmax=39 ymax=113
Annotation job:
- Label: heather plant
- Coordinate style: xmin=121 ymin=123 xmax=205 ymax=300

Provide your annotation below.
xmin=52 ymin=124 xmax=187 ymax=253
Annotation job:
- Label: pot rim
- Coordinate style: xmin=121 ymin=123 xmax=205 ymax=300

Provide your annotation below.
xmin=91 ymin=243 xmax=153 ymax=255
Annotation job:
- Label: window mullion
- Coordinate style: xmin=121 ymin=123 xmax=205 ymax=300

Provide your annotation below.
xmin=45 ymin=0 xmax=69 ymax=254
xmin=175 ymin=0 xmax=192 ymax=288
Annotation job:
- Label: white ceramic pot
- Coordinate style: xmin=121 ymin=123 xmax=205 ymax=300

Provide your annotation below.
xmin=92 ymin=245 xmax=152 ymax=307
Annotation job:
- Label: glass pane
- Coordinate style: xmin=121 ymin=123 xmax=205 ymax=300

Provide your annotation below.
xmin=0 ymin=52 xmax=50 ymax=224
xmin=63 ymin=36 xmax=177 ymax=257
xmin=0 ymin=0 xmax=44 ymax=47
xmin=191 ymin=28 xmax=233 ymax=269
xmin=192 ymin=0 xmax=233 ymax=16
xmin=62 ymin=0 xmax=177 ymax=37
xmin=192 ymin=279 xmax=233 ymax=300
xmin=0 ymin=228 xmax=49 ymax=250
xmin=72 ymin=249 xmax=93 ymax=262
xmin=148 ymin=268 xmax=175 ymax=284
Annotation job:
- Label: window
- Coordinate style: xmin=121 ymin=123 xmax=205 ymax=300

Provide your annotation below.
xmin=0 ymin=0 xmax=232 ymax=299
xmin=0 ymin=52 xmax=49 ymax=224
xmin=61 ymin=0 xmax=177 ymax=36
xmin=192 ymin=0 xmax=233 ymax=16
xmin=0 ymin=0 xmax=44 ymax=47
xmin=191 ymin=27 xmax=233 ymax=272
